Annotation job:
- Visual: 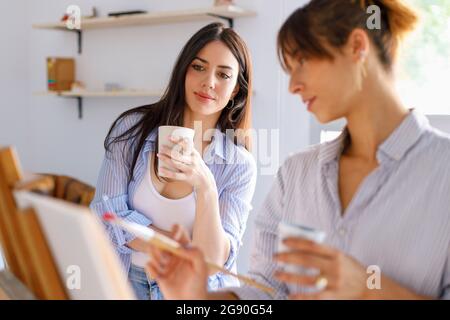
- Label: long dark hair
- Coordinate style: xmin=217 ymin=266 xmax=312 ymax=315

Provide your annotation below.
xmin=104 ymin=22 xmax=253 ymax=184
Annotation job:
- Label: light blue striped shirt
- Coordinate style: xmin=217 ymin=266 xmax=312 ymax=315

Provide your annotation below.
xmin=230 ymin=110 xmax=450 ymax=299
xmin=90 ymin=113 xmax=257 ymax=289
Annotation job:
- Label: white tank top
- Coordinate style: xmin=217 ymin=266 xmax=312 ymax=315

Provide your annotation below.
xmin=131 ymin=153 xmax=196 ymax=267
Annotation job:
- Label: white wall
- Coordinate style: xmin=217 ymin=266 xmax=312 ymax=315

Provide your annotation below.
xmin=0 ymin=1 xmax=31 ymax=166
xmin=0 ymin=0 xmax=30 ymax=272
xmin=1 ymin=0 xmax=311 ymax=274
xmin=428 ymin=115 xmax=450 ymax=135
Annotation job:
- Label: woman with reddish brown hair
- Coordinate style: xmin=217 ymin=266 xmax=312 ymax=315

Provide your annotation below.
xmin=146 ymin=0 xmax=450 ymax=300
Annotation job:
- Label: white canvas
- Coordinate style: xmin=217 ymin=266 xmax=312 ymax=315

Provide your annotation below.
xmin=13 ymin=190 xmax=136 ymax=300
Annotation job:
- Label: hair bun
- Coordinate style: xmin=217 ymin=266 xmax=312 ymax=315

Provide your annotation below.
xmin=374 ymin=0 xmax=419 ymax=39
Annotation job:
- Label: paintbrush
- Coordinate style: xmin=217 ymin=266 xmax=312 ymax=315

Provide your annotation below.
xmin=102 ymin=212 xmax=275 ymax=296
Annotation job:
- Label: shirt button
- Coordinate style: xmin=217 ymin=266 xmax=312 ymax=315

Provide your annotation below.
xmin=338 ymin=227 xmax=347 ymax=236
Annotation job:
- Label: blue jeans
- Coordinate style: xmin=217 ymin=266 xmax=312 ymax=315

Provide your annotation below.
xmin=129 ymin=264 xmax=164 ymax=300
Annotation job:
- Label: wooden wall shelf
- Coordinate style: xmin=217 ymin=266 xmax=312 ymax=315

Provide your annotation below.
xmin=34 ymin=90 xmax=162 ymax=119
xmin=32 ymin=5 xmax=256 ymax=53
xmin=33 ymin=5 xmax=255 ymax=30
xmin=34 ymin=90 xmax=162 ymax=98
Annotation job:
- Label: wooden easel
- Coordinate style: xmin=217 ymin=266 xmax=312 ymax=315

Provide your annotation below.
xmin=0 ymin=146 xmax=68 ymax=299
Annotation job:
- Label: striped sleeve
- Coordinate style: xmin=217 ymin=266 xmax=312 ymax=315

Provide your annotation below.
xmin=218 ymin=152 xmax=257 ymax=270
xmin=89 ymin=115 xmax=152 ymax=255
xmin=229 ymin=159 xmax=291 ymax=300
xmin=441 ymin=244 xmax=450 ymax=300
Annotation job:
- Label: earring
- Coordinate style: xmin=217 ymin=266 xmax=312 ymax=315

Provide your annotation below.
xmin=356 ymin=50 xmax=368 ymax=91
xmin=359 ymin=50 xmax=367 ymax=60
xmin=227 ymin=99 xmax=235 ymax=109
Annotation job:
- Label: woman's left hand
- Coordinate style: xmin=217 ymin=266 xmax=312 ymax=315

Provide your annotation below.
xmin=273 ymin=237 xmax=370 ymax=300
xmin=157 ymin=136 xmax=215 ymax=191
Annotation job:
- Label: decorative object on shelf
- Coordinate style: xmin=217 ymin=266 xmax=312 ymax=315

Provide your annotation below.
xmin=107 ymin=10 xmax=148 ymax=17
xmin=214 ymin=0 xmax=235 ymax=6
xmin=85 ymin=7 xmax=98 ymax=19
xmin=104 ymin=82 xmax=123 ymax=92
xmin=46 ymin=57 xmax=75 ymax=91
xmin=70 ymin=81 xmax=85 ymax=92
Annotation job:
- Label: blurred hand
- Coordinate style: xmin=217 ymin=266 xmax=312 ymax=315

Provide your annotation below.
xmin=274 ymin=237 xmax=369 ymax=300
xmin=149 ymin=224 xmax=171 ymax=238
xmin=145 ymin=224 xmax=209 ymax=300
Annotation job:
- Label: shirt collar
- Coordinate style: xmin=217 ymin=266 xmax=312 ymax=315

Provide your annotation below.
xmin=142 ymin=128 xmax=157 ymax=154
xmin=318 ymin=109 xmax=429 ymax=166
xmin=318 ymin=129 xmax=348 ymax=166
xmin=145 ymin=128 xmax=158 ymax=143
xmin=377 ymin=109 xmax=429 ymax=161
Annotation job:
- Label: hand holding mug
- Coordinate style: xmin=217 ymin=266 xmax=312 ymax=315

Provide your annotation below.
xmin=157 ymin=126 xmax=215 ymax=191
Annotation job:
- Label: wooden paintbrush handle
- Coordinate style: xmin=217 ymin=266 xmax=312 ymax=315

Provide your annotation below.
xmin=149 ymin=237 xmax=275 ymax=296
xmin=205 ymin=262 xmax=275 ymax=295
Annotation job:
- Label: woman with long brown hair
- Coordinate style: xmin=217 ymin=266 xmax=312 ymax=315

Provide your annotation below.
xmin=145 ymin=0 xmax=450 ymax=300
xmin=90 ymin=22 xmax=256 ymax=300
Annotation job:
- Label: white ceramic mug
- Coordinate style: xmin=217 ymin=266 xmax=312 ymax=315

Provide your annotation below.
xmin=277 ymin=221 xmax=326 ymax=293
xmin=157 ymin=126 xmax=195 ymax=177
